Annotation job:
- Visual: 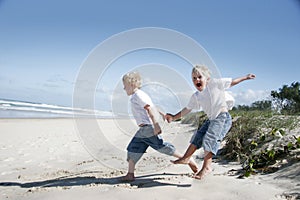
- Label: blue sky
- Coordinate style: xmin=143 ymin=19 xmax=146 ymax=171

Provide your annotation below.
xmin=1 ymin=0 xmax=300 ymax=112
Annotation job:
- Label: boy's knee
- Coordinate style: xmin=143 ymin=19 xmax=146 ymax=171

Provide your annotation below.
xmin=191 ymin=141 xmax=202 ymax=149
xmin=156 ymin=143 xmax=176 ymax=156
xmin=127 ymin=152 xmax=143 ymax=164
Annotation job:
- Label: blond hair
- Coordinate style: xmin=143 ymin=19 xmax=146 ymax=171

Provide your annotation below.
xmin=122 ymin=71 xmax=142 ymax=89
xmin=192 ymin=65 xmax=211 ymax=78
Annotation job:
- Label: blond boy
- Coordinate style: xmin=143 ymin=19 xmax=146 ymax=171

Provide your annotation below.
xmin=166 ymin=65 xmax=255 ymax=179
xmin=122 ymin=71 xmax=198 ymax=181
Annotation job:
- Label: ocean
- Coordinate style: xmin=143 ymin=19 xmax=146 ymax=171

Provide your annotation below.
xmin=0 ymin=99 xmax=114 ymax=118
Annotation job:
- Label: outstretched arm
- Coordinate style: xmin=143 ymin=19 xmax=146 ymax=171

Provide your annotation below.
xmin=231 ymin=73 xmax=256 ymax=87
xmin=165 ymin=107 xmax=192 ymax=123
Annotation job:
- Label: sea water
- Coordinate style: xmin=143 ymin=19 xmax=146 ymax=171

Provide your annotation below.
xmin=0 ymin=99 xmax=114 ymax=118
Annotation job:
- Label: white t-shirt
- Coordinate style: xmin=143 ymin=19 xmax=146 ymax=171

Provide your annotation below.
xmin=225 ymin=91 xmax=235 ymax=110
xmin=186 ymin=78 xmax=233 ymax=120
xmin=130 ymin=89 xmax=153 ymax=125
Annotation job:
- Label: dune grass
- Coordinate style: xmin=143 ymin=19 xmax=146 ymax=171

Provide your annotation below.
xmin=181 ymin=110 xmax=300 ymax=177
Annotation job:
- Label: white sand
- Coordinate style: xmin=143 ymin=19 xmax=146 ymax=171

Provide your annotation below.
xmin=0 ymin=119 xmax=298 ymax=200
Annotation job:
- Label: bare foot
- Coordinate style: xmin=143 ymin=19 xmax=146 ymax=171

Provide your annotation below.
xmin=171 ymin=157 xmax=190 ymax=164
xmin=193 ymin=168 xmax=212 ymax=180
xmin=171 ymin=157 xmax=198 ymax=173
xmin=120 ymin=173 xmax=135 ymax=182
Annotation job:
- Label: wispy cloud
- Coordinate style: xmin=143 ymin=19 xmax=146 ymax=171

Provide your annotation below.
xmin=230 ymin=89 xmax=270 ymax=106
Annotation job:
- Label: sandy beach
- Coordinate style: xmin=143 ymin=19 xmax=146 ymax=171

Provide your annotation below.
xmin=0 ymin=118 xmax=298 ymax=200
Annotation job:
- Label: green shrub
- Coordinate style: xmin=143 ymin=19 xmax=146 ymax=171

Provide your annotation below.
xmin=185 ymin=110 xmax=300 ymax=177
xmin=220 ymin=111 xmax=299 ymax=177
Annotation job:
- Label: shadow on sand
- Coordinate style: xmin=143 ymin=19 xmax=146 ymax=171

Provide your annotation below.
xmin=0 ymin=172 xmax=192 ymax=189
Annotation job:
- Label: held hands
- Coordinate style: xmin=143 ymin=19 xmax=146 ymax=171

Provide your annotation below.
xmin=164 ymin=113 xmax=174 ymax=123
xmin=153 ymin=113 xmax=174 ymax=134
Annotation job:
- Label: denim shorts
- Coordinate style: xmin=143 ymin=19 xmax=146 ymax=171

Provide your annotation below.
xmin=127 ymin=125 xmax=176 ymax=163
xmin=191 ymin=112 xmax=232 ymax=155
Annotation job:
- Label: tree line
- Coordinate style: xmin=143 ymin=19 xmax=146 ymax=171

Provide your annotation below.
xmin=232 ymin=82 xmax=300 ymax=115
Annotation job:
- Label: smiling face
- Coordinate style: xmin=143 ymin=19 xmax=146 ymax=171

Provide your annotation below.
xmin=192 ymin=71 xmax=209 ymax=92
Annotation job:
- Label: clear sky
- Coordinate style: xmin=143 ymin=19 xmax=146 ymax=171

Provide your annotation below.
xmin=1 ymin=0 xmax=300 ymax=112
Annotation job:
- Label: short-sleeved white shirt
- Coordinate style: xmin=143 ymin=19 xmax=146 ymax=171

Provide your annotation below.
xmin=225 ymin=91 xmax=235 ymax=110
xmin=130 ymin=89 xmax=153 ymax=125
xmin=186 ymin=78 xmax=233 ymax=120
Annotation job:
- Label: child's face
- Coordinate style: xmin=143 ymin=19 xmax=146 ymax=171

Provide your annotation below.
xmin=123 ymin=80 xmax=135 ymax=96
xmin=192 ymin=71 xmax=209 ymax=92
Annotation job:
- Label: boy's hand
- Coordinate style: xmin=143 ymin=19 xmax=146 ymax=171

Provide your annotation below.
xmin=246 ymin=74 xmax=256 ymax=80
xmin=165 ymin=113 xmax=174 ymax=123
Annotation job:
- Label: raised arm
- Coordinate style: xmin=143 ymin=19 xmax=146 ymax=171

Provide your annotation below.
xmin=165 ymin=107 xmax=192 ymax=123
xmin=231 ymin=73 xmax=256 ymax=87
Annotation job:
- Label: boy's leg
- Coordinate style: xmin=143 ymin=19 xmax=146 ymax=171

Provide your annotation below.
xmin=122 ymin=135 xmax=148 ymax=182
xmin=121 ymin=159 xmax=136 ymax=181
xmin=172 ymin=120 xmax=209 ymax=165
xmin=172 ymin=151 xmax=199 ymax=173
xmin=145 ymin=133 xmax=198 ymax=173
xmin=192 ymin=113 xmax=231 ymax=180
xmin=193 ymin=150 xmax=213 ymax=180
xmin=171 ymin=144 xmax=197 ymax=164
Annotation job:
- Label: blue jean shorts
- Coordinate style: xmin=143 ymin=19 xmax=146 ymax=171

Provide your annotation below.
xmin=191 ymin=112 xmax=232 ymax=155
xmin=127 ymin=125 xmax=176 ymax=163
